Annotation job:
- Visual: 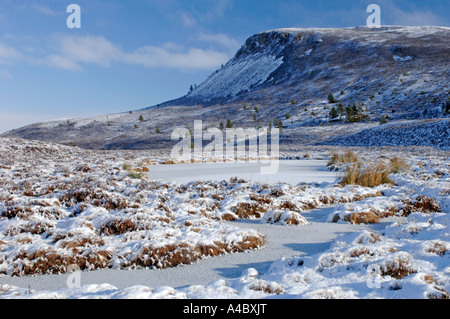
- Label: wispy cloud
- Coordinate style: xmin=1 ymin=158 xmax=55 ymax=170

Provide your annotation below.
xmin=382 ymin=3 xmax=447 ymax=26
xmin=32 ymin=4 xmax=61 ymax=17
xmin=37 ymin=34 xmax=231 ymax=71
xmin=196 ymin=32 xmax=241 ymax=54
xmin=124 ymin=44 xmax=229 ymax=70
xmin=0 ymin=42 xmax=23 ymax=64
xmin=178 ymin=11 xmax=197 ymax=27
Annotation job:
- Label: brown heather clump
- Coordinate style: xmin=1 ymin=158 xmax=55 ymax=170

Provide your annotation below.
xmin=248 ymin=280 xmax=285 ymax=295
xmin=344 ymin=211 xmax=380 ymax=225
xmin=426 ymin=241 xmax=448 ymax=256
xmin=231 ymin=202 xmax=267 ymax=219
xmin=10 ymin=248 xmax=113 ymax=276
xmin=220 ymin=212 xmax=238 ymax=221
xmin=401 ymin=195 xmax=441 ymax=216
xmin=100 ymin=219 xmax=138 ymax=236
xmin=125 ymin=235 xmax=265 ymax=270
xmin=427 ymin=286 xmax=450 ymax=299
xmin=380 ymin=255 xmax=417 ymax=279
xmin=412 ymin=195 xmax=441 ymax=213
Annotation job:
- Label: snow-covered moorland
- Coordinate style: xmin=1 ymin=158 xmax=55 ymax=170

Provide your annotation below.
xmin=0 ymin=138 xmax=448 ymax=299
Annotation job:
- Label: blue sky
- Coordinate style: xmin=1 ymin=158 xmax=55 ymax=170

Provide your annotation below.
xmin=0 ymin=0 xmax=448 ymax=132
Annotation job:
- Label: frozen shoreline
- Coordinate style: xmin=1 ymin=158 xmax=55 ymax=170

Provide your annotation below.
xmin=146 ymin=160 xmax=339 ymax=185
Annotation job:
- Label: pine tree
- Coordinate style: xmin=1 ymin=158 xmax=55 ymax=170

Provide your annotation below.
xmin=443 ymin=97 xmax=450 ymax=115
xmin=330 ymin=107 xmax=338 ymax=119
xmin=226 ymin=119 xmax=233 ymax=129
xmin=346 ymin=105 xmax=354 ymax=122
xmin=337 ymin=103 xmax=345 ymax=118
xmin=328 ymin=92 xmax=337 ymax=104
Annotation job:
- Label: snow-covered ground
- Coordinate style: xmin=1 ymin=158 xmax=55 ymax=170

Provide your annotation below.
xmin=0 ymin=206 xmax=371 ymax=291
xmin=0 ymin=138 xmax=448 ymax=299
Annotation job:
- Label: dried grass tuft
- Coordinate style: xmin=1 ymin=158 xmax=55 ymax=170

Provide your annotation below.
xmin=341 ymin=162 xmax=394 ymax=188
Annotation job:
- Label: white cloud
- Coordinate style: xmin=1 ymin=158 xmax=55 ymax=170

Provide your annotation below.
xmin=179 ymin=11 xmax=197 ymax=27
xmin=371 ymin=0 xmax=448 ymax=27
xmin=208 ymin=0 xmax=234 ymax=19
xmin=39 ymin=34 xmax=231 ymax=71
xmin=124 ymin=45 xmax=229 ymax=70
xmin=386 ymin=7 xmax=447 ymax=26
xmin=197 ymin=32 xmax=241 ymax=54
xmin=32 ymin=4 xmax=60 ymax=17
xmin=0 ymin=42 xmax=22 ymax=63
xmin=54 ymin=35 xmax=122 ymax=67
xmin=41 ymin=54 xmax=82 ymax=71
xmin=0 ymin=32 xmax=236 ymax=73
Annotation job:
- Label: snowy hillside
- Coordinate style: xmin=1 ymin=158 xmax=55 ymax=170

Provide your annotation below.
xmin=1 ymin=26 xmax=449 ymax=150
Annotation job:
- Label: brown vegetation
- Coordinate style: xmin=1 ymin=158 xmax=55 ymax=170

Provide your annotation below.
xmin=328 ymin=150 xmax=359 ymax=166
xmin=426 ymin=241 xmax=447 ymax=256
xmin=380 ymin=255 xmax=417 ymax=279
xmin=231 ymin=202 xmax=267 ymax=219
xmin=344 ymin=211 xmax=380 ymax=225
xmin=100 ymin=219 xmax=138 ymax=236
